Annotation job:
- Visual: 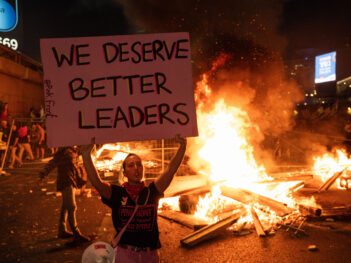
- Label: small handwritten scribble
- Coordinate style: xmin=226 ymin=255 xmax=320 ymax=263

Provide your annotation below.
xmin=44 ymin=80 xmax=58 ymax=118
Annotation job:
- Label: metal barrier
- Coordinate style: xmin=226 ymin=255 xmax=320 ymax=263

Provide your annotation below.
xmin=0 ymin=119 xmax=17 ymax=174
xmin=1 ymin=117 xmax=181 ymax=179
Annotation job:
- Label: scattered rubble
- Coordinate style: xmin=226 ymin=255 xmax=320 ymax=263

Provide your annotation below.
xmin=159 ymin=171 xmax=351 ymax=248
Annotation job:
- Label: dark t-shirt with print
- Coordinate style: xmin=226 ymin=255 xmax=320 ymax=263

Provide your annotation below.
xmin=102 ymin=182 xmax=164 ymax=249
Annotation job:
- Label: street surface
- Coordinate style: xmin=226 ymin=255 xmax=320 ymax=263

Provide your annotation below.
xmin=1 ymin=160 xmax=351 ymax=263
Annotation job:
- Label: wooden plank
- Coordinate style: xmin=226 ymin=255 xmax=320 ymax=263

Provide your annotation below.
xmin=164 ymin=175 xmax=210 ymax=197
xmin=158 ymin=210 xmax=208 ymax=230
xmin=164 ymin=185 xmax=211 ymax=198
xmin=220 ymin=185 xmax=295 ymax=217
xmin=289 ymin=182 xmax=305 ymax=192
xmin=318 ymin=169 xmax=346 ymax=192
xmin=164 ymin=180 xmax=226 ymax=198
xmin=257 ymin=174 xmax=313 ymax=183
xmin=180 ymin=211 xmax=242 ymax=247
xmin=250 ymin=207 xmax=266 ymax=236
xmin=298 ymin=204 xmax=322 ymax=216
xmin=321 ymin=205 xmax=351 ymax=216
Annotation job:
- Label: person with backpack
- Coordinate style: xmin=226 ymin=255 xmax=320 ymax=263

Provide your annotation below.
xmin=38 ymin=146 xmax=91 ymax=244
xmin=16 ymin=123 xmax=34 ymax=162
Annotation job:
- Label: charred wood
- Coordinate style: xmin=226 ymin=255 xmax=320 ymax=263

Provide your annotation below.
xmin=180 ymin=210 xmax=243 ymax=247
xmin=318 ymin=169 xmax=346 ymax=192
xmin=220 ymin=186 xmax=295 ymax=217
xmin=158 ymin=210 xmax=208 ymax=230
xmin=298 ymin=204 xmax=322 ymax=217
xmin=250 ymin=207 xmax=266 ymax=236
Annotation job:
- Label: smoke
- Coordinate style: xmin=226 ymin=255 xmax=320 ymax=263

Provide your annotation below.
xmin=117 ymin=0 xmax=287 ymax=78
xmin=116 ymin=0 xmax=337 ymax=169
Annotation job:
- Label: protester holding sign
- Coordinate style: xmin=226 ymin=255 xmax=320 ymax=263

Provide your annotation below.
xmin=40 ymin=32 xmax=198 ymax=147
xmin=80 ymin=135 xmax=186 ymax=263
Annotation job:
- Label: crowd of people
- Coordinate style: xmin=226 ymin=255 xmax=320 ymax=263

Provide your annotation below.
xmin=0 ymin=102 xmax=52 ymax=169
xmin=0 ymin=119 xmax=50 ymax=167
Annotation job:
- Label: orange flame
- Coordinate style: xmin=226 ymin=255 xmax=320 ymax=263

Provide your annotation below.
xmin=187 ymin=71 xmax=300 ymax=223
xmin=312 ymin=149 xmax=351 ymax=189
xmin=93 ymin=143 xmax=131 ymax=172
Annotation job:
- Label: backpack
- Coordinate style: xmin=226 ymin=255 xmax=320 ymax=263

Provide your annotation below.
xmin=18 ymin=126 xmax=28 ymax=138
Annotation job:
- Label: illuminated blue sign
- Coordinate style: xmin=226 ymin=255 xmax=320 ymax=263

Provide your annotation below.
xmin=0 ymin=0 xmax=18 ymax=32
xmin=315 ymin=51 xmax=336 ymax=83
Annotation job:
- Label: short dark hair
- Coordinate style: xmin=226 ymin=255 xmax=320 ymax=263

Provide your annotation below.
xmin=122 ymin=153 xmax=142 ymax=170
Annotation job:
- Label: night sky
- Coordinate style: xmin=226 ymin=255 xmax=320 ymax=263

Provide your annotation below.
xmin=17 ymin=0 xmax=351 ymax=162
xmin=20 ymin=0 xmax=351 ymax=64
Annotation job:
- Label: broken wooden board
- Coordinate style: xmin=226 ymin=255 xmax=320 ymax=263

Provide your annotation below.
xmin=158 ymin=210 xmax=209 ymax=230
xmin=164 ymin=179 xmax=227 ymax=198
xmin=321 ymin=205 xmax=351 ymax=217
xmin=298 ymin=204 xmax=322 ymax=216
xmin=180 ymin=211 xmax=242 ymax=247
xmin=250 ymin=207 xmax=266 ymax=236
xmin=220 ymin=185 xmax=295 ymax=217
xmin=257 ymin=174 xmax=313 ymax=183
xmin=318 ymin=169 xmax=346 ymax=192
xmin=165 ymin=185 xmax=211 ymax=198
xmin=164 ymin=175 xmax=210 ymax=197
xmin=289 ymin=182 xmax=305 ymax=192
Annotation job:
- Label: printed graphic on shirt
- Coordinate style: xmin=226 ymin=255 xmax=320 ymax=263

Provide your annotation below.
xmin=118 ymin=204 xmax=156 ymax=232
xmin=121 ymin=196 xmax=128 ymax=205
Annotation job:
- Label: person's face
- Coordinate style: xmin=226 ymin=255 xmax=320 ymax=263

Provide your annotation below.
xmin=123 ymin=155 xmax=143 ymax=185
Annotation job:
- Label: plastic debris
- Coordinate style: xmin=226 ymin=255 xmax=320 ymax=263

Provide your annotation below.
xmin=308 ymin=245 xmax=318 ymax=251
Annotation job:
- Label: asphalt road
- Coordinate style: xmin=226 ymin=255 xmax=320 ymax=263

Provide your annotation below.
xmin=1 ymin=161 xmax=351 ymax=263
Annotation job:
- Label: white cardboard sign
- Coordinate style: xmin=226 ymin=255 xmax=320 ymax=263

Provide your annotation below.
xmin=40 ymin=32 xmax=198 ymax=147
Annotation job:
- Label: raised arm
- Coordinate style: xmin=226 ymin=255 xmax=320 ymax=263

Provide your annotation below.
xmin=155 ymin=135 xmax=187 ymax=193
xmin=80 ymin=143 xmax=112 ymax=200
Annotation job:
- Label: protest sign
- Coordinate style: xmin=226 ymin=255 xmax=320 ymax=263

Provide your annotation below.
xmin=40 ymin=32 xmax=198 ymax=147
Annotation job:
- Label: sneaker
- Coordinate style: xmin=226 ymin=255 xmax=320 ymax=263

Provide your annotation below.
xmin=58 ymin=230 xmax=74 ymax=239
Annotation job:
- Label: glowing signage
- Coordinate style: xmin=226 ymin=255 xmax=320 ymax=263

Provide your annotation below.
xmin=0 ymin=0 xmax=18 ymax=32
xmin=0 ymin=0 xmax=20 ymax=51
xmin=315 ymin=51 xmax=336 ymax=83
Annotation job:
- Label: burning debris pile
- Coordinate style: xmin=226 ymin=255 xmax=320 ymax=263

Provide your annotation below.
xmin=92 ymin=54 xmax=351 ymax=247
xmin=96 ymin=1 xmax=351 ymax=247
xmin=155 ymin=64 xmax=351 ymax=247
xmin=157 ymin=152 xmax=351 ymax=247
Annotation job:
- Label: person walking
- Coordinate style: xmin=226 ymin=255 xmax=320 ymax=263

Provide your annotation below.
xmin=8 ymin=123 xmax=22 ymax=168
xmin=38 ymin=146 xmax=91 ymax=244
xmin=16 ymin=123 xmax=34 ymax=162
xmin=80 ymin=135 xmax=186 ymax=263
xmin=31 ymin=123 xmax=46 ymax=159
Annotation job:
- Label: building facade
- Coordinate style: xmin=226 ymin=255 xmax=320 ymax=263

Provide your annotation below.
xmin=0 ymin=44 xmax=43 ymax=118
